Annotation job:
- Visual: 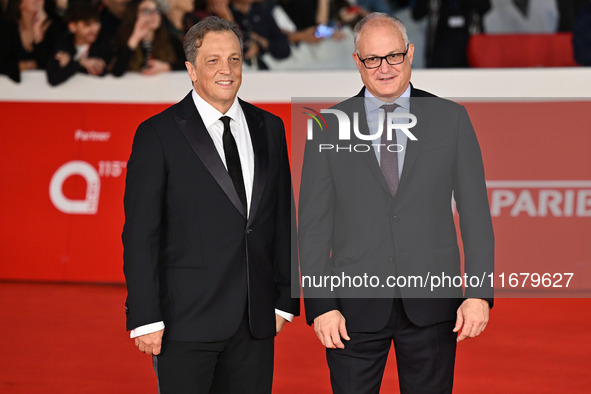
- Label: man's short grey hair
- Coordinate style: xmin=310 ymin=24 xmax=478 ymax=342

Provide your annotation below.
xmin=183 ymin=16 xmax=244 ymax=65
xmin=353 ymin=13 xmax=410 ymax=53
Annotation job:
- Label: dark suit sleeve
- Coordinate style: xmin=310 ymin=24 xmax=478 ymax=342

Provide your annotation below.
xmin=110 ymin=45 xmax=133 ymax=77
xmin=261 ymin=8 xmax=290 ymax=60
xmin=170 ymin=35 xmax=186 ymax=71
xmin=0 ymin=23 xmax=22 ymax=82
xmin=453 ymin=106 xmax=494 ymax=305
xmin=46 ymin=35 xmax=77 ymax=86
xmin=272 ymin=115 xmax=300 ymax=316
xmin=122 ymin=120 xmax=167 ymax=330
xmin=573 ymin=4 xmax=591 ymax=66
xmin=32 ymin=20 xmax=65 ymax=70
xmin=46 ymin=55 xmax=78 ymax=86
xmin=298 ymin=119 xmax=340 ymax=325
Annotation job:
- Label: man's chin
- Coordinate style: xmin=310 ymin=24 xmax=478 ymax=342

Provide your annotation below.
xmin=373 ymin=89 xmax=400 ymax=100
xmin=216 ymin=92 xmax=238 ymax=103
xmin=214 ymin=86 xmax=239 ymax=97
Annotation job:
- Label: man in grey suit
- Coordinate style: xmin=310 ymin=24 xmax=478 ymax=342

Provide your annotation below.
xmin=299 ymin=12 xmax=494 ymax=394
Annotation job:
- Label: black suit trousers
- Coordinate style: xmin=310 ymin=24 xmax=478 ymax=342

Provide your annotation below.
xmin=154 ymin=310 xmax=274 ymax=394
xmin=326 ymin=298 xmax=456 ymax=394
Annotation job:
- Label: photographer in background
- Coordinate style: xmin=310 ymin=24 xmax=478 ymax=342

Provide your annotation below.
xmin=230 ymin=0 xmax=290 ymax=69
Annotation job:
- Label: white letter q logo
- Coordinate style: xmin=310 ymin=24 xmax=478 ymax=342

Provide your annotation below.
xmin=49 ymin=161 xmax=101 ymax=214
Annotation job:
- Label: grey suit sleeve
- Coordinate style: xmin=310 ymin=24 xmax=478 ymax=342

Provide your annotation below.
xmin=453 ymin=106 xmax=495 ymax=305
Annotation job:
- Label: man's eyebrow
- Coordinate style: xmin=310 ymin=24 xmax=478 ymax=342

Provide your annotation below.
xmin=362 ymin=50 xmax=402 ymax=57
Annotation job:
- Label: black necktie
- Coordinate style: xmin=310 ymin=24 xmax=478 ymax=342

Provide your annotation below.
xmin=220 ymin=116 xmax=247 ymax=213
xmin=379 ymin=103 xmax=400 ymax=197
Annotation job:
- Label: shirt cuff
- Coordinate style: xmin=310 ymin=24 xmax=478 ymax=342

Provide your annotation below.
xmin=130 ymin=321 xmax=165 ymax=338
xmin=275 ymin=309 xmax=294 ymax=322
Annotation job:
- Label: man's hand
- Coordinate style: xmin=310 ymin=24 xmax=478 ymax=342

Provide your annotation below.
xmin=287 ymin=27 xmax=323 ymax=44
xmin=276 ymin=314 xmax=288 ymax=334
xmin=127 ymin=17 xmax=152 ymax=49
xmin=19 ymin=60 xmax=38 ymax=71
xmin=313 ymin=310 xmax=350 ymax=349
xmin=54 ymin=51 xmax=71 ymax=68
xmin=207 ymin=0 xmax=233 ymax=21
xmin=32 ymin=9 xmax=48 ymax=44
xmin=80 ymin=56 xmax=106 ymax=76
xmin=244 ymin=40 xmax=260 ymax=60
xmin=453 ymin=298 xmax=489 ymax=342
xmin=250 ymin=32 xmax=269 ymax=51
xmin=141 ymin=59 xmax=171 ymax=75
xmin=134 ymin=328 xmax=164 ymax=355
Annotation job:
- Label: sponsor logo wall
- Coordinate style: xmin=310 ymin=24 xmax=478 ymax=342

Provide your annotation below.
xmin=0 ymin=102 xmax=166 ymax=282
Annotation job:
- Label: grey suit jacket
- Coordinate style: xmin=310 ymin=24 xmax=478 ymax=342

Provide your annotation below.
xmin=299 ymin=86 xmax=494 ymax=330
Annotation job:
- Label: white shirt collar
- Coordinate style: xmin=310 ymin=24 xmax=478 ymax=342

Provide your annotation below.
xmin=191 ymin=89 xmax=241 ymax=128
xmin=364 ymin=84 xmax=411 ymax=112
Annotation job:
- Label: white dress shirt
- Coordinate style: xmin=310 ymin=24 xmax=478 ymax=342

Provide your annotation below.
xmin=130 ymin=90 xmax=293 ymax=339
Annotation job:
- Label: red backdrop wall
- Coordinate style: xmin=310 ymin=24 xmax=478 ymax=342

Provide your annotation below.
xmin=0 ymin=100 xmax=589 ymax=294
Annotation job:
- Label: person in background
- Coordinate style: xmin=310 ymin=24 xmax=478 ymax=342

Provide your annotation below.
xmin=163 ymin=0 xmax=196 ymax=40
xmin=572 ymin=0 xmax=591 ymax=65
xmin=275 ymin=0 xmax=367 ymax=45
xmin=205 ymin=0 xmax=233 ymax=20
xmin=412 ymin=0 xmax=490 ymax=68
xmin=484 ymin=0 xmax=558 ymax=34
xmin=0 ymin=0 xmax=65 ymax=82
xmin=46 ymin=1 xmax=110 ymax=85
xmin=277 ymin=0 xmax=340 ymax=44
xmin=230 ymin=0 xmax=290 ymax=69
xmin=557 ymin=0 xmax=588 ymax=31
xmin=356 ymin=0 xmax=393 ymax=14
xmin=387 ymin=0 xmax=411 ymax=11
xmin=45 ymin=0 xmax=69 ymax=19
xmin=98 ymin=0 xmax=128 ymax=46
xmin=110 ymin=0 xmax=184 ymax=76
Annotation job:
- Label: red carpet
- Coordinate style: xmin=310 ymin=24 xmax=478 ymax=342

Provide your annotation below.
xmin=1 ymin=282 xmax=590 ymax=393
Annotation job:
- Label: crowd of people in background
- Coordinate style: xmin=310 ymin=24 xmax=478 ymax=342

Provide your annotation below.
xmin=0 ymin=0 xmax=590 ymax=85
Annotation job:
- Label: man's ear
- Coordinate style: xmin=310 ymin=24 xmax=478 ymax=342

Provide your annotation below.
xmin=185 ymin=61 xmax=196 ymax=82
xmin=407 ymin=43 xmax=415 ymax=66
xmin=68 ymin=21 xmax=77 ymax=34
xmin=352 ymin=52 xmax=363 ymax=73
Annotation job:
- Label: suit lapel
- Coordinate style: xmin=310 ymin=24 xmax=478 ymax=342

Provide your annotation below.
xmin=347 ymin=94 xmax=392 ymax=197
xmin=398 ymin=86 xmax=429 ymax=193
xmin=240 ymin=99 xmax=268 ymax=226
xmin=175 ymin=93 xmax=247 ymax=218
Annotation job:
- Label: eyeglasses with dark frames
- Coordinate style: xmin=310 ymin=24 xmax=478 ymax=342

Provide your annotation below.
xmin=139 ymin=7 xmax=160 ymax=16
xmin=357 ymin=46 xmax=409 ymax=69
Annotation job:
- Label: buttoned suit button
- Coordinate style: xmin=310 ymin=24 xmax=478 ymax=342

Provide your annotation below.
xmin=246 ymin=228 xmax=253 ymax=234
xmin=392 ymin=215 xmax=400 ymax=223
